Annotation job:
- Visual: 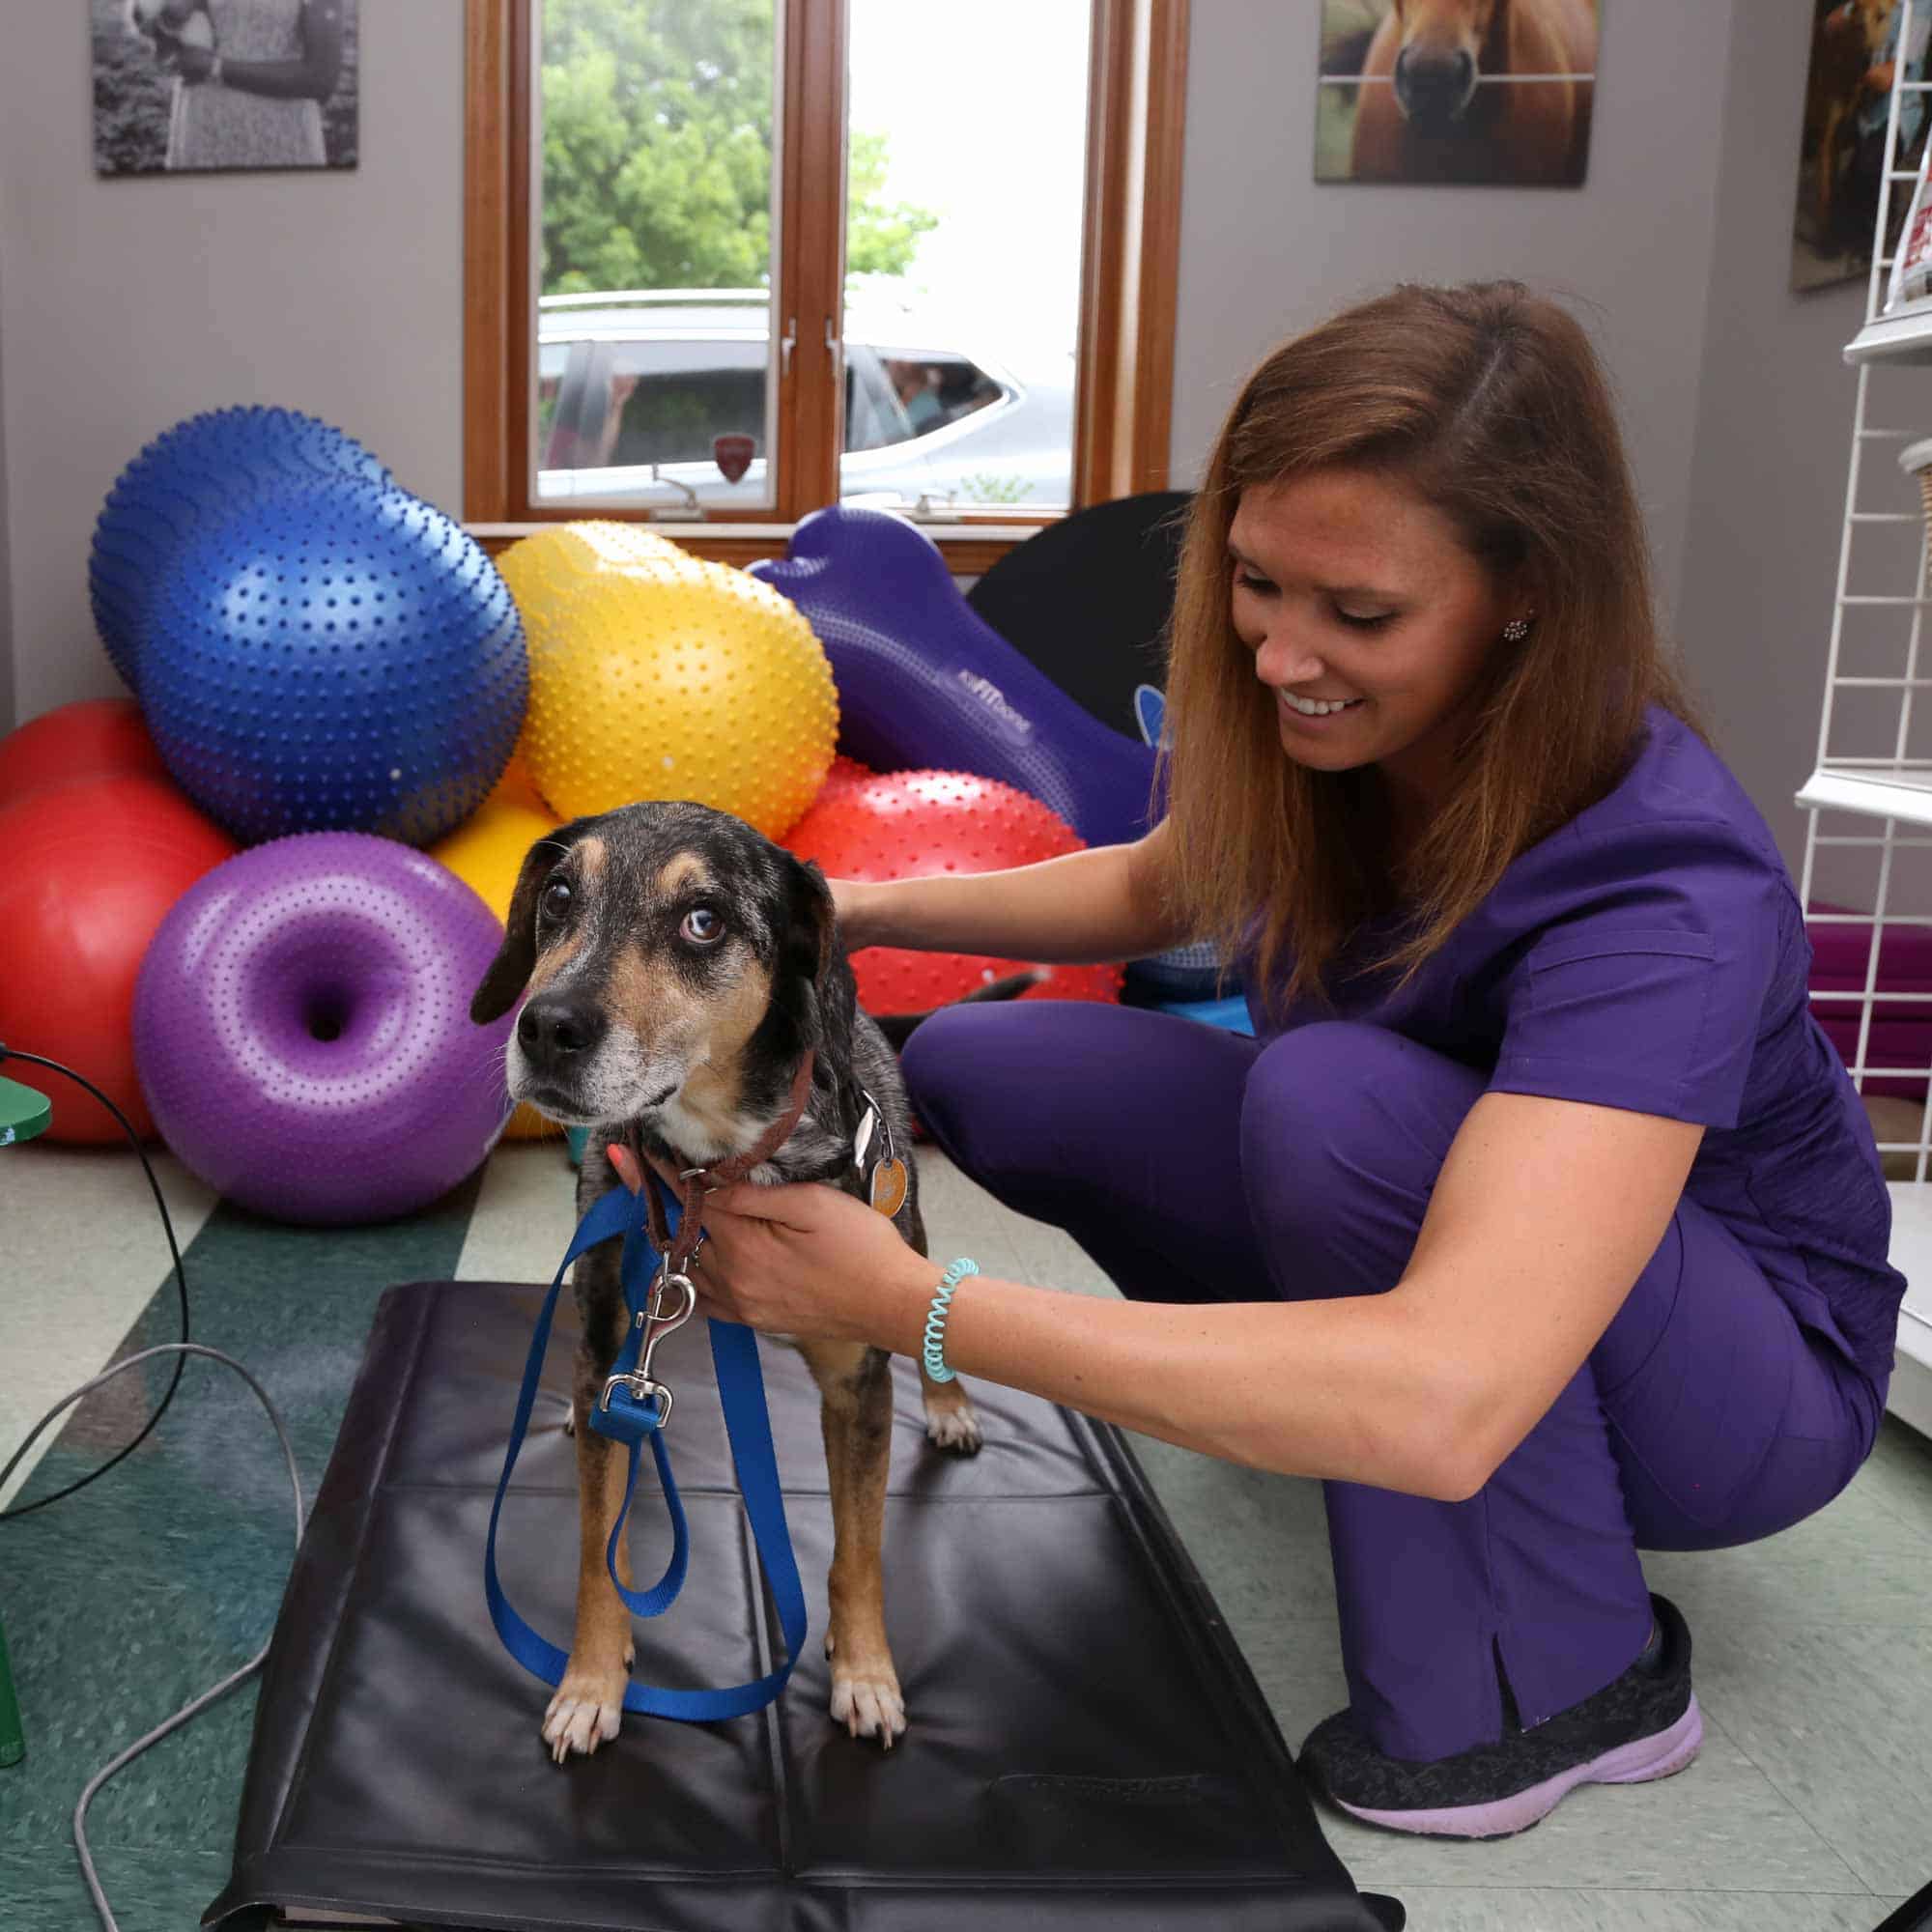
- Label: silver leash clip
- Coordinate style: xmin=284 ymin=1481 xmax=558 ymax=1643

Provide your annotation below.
xmin=600 ymin=1264 xmax=697 ymax=1429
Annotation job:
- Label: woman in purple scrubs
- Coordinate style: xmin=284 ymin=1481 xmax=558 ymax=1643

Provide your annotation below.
xmin=611 ymin=281 xmax=1905 ymax=1838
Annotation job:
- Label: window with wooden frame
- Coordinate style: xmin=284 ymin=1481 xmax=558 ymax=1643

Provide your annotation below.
xmin=465 ymin=0 xmax=1187 ymax=572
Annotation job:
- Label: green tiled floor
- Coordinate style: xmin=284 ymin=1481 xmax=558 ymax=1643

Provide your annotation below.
xmin=3 ymin=1140 xmax=1930 ymax=1930
xmin=1 ymin=1164 xmax=484 ymax=1932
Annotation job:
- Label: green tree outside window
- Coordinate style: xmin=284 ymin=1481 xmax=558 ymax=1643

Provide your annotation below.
xmin=541 ymin=0 xmax=936 ymax=296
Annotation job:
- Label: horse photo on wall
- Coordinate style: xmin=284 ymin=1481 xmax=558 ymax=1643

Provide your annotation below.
xmin=1316 ymin=0 xmax=1600 ymax=186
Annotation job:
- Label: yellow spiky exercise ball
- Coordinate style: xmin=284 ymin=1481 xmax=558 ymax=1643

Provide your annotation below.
xmin=482 ymin=738 xmax=568 ymax=826
xmin=496 ymin=520 xmax=693 ymax=595
xmin=495 ymin=524 xmax=693 ymax=804
xmin=496 ymin=522 xmax=838 ymax=838
xmin=432 ymin=754 xmax=561 ymax=920
xmin=429 ymin=754 xmax=562 ymax=1143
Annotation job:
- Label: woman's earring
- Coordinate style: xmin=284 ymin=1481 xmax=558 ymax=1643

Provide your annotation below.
xmin=1502 ymin=615 xmax=1533 ymax=642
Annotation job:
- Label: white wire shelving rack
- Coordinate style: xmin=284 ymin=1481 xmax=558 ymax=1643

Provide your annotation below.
xmin=1802 ymin=0 xmax=1932 ymax=1436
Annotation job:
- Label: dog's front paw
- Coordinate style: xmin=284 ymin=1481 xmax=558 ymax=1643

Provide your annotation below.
xmin=922 ymin=1383 xmax=983 ymax=1455
xmin=543 ymin=1654 xmax=629 ymax=1763
xmin=828 ymin=1651 xmax=908 ymax=1747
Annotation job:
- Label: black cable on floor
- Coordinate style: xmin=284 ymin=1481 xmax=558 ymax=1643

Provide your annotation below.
xmin=0 ymin=1043 xmax=192 ymax=1520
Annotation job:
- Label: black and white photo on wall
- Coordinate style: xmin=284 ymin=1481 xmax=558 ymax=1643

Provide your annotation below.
xmin=93 ymin=0 xmax=358 ymax=176
xmin=1315 ymin=0 xmax=1599 ymax=187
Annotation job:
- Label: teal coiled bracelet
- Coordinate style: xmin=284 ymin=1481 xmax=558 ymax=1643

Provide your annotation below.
xmin=922 ymin=1259 xmax=979 ymax=1382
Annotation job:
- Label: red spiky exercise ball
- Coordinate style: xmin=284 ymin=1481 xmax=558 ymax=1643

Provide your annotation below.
xmin=783 ymin=769 xmax=1124 ymax=1012
xmin=815 ymin=753 xmax=877 ymax=810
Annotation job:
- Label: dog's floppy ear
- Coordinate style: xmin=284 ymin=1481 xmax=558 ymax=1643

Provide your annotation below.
xmin=469 ymin=821 xmax=587 ymax=1024
xmin=781 ymin=854 xmax=839 ymax=990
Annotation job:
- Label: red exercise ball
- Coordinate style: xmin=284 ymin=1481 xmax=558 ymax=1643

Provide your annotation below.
xmin=815 ymin=753 xmax=877 ymax=809
xmin=0 ymin=772 xmax=238 ymax=1143
xmin=0 ymin=697 xmax=167 ymax=810
xmin=784 ymin=768 xmax=1124 ymax=1013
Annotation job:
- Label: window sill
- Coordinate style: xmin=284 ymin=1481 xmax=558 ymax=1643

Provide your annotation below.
xmin=464 ymin=520 xmax=1041 ymax=574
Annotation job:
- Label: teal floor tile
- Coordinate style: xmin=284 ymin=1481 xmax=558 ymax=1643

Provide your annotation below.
xmin=0 ymin=1174 xmax=482 ymax=1927
xmin=0 ymin=1844 xmax=237 ymax=1932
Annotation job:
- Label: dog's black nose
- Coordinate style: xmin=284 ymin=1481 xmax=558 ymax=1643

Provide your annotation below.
xmin=518 ymin=996 xmax=607 ymax=1065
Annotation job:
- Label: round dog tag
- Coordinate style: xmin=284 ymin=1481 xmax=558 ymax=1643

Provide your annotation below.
xmin=869 ymin=1156 xmax=908 ymax=1218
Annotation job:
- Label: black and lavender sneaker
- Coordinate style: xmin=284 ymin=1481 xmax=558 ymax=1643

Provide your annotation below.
xmin=1298 ymin=1593 xmax=1702 ymax=1840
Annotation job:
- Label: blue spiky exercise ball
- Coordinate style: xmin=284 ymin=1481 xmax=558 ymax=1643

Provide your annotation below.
xmin=140 ymin=476 xmax=527 ymax=847
xmin=91 ymin=406 xmax=393 ymax=690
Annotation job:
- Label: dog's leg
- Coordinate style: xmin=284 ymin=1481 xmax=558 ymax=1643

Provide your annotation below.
xmin=795 ymin=1337 xmax=907 ymax=1746
xmin=902 ymin=1195 xmax=982 ymax=1455
xmin=542 ymin=1236 xmax=637 ymax=1763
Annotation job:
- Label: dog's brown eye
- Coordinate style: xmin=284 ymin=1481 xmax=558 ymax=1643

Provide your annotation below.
xmin=539 ymin=877 xmax=572 ymax=924
xmin=682 ymin=907 xmax=724 ymax=946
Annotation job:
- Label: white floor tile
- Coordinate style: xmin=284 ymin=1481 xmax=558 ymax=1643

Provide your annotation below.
xmin=1688 ymin=1620 xmax=1932 ymax=1899
xmin=1380 ymin=1887 xmax=1895 ymax=1930
xmin=455 ymin=1140 xmax=582 ymax=1283
xmin=1859 ymin=1414 xmax=1932 ymax=1535
xmin=0 ymin=1143 xmax=218 ymax=1508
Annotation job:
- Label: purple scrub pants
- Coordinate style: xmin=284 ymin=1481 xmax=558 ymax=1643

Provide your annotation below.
xmin=901 ymin=1003 xmax=1883 ymax=1764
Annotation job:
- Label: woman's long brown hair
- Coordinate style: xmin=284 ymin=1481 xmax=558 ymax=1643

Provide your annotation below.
xmin=1158 ymin=280 xmax=1711 ymax=1023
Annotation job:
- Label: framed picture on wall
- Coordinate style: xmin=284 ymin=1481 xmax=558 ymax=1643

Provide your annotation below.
xmin=1315 ymin=0 xmax=1599 ymax=186
xmin=93 ymin=0 xmax=359 ymax=176
xmin=1791 ymin=0 xmax=1931 ymax=292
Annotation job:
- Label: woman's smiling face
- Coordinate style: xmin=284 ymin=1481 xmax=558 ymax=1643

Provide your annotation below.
xmin=1228 ymin=468 xmax=1520 ymax=815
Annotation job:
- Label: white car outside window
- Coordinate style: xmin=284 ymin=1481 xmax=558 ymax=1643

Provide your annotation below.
xmin=534 ymin=291 xmax=1073 ymax=514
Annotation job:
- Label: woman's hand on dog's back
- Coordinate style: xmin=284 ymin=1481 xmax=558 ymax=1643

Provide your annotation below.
xmin=826 ymin=823 xmax=1192 ymax=966
xmin=607 ymin=1142 xmax=935 ymax=1347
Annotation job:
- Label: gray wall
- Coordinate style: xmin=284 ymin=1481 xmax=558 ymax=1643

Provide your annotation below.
xmin=1171 ymin=0 xmax=1734 ymax=634
xmin=0 ymin=0 xmax=464 ymax=728
xmin=1170 ymin=0 xmax=1873 ymax=878
xmin=1679 ymin=0 xmax=1872 ymax=875
xmin=0 ymin=0 xmax=1881 ymax=884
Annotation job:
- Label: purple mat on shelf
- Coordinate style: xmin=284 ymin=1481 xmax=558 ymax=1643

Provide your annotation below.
xmin=1809 ymin=902 xmax=1932 ymax=1101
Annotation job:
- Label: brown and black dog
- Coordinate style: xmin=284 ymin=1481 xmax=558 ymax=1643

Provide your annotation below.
xmin=471 ymin=799 xmax=987 ymax=1761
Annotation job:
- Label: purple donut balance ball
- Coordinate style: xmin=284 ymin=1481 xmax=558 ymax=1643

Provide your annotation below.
xmin=133 ymin=834 xmax=515 ymax=1226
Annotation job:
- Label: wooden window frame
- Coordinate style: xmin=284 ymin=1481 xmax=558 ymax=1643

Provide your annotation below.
xmin=464 ymin=0 xmax=1187 ymax=571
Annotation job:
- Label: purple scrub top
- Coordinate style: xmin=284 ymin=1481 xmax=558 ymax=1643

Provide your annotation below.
xmin=1248 ymin=702 xmax=1908 ymax=1400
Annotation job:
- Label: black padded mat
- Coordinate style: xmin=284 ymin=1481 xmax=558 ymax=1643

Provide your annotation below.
xmin=205 ymin=1281 xmax=1405 ymax=1931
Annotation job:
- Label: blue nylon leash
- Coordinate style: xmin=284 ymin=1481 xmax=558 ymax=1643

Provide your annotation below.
xmin=483 ymin=1172 xmax=809 ymax=1720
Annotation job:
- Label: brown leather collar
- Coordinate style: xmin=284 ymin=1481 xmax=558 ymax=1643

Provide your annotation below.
xmin=636 ymin=1050 xmax=817 ymax=1274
